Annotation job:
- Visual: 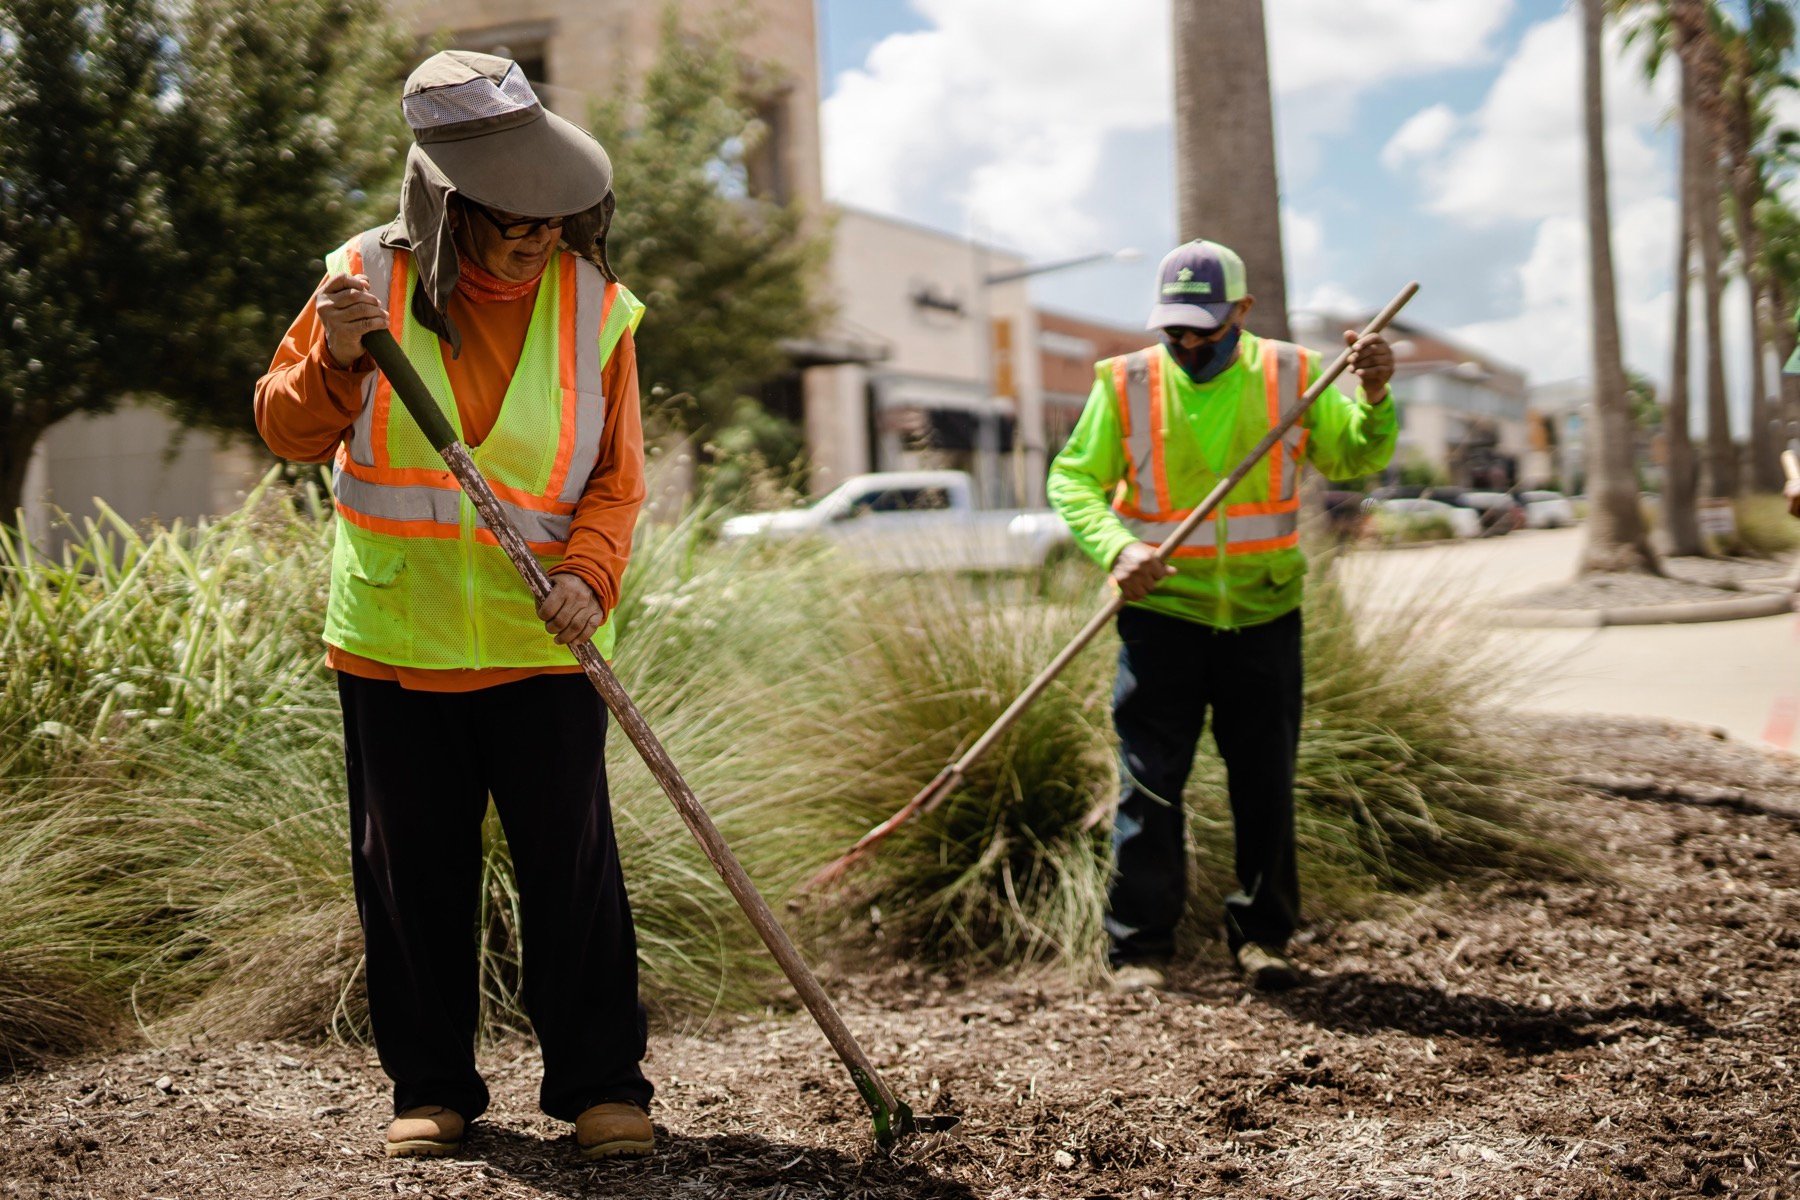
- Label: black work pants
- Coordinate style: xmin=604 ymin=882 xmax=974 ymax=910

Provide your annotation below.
xmin=338 ymin=671 xmax=651 ymax=1123
xmin=1106 ymin=605 xmax=1302 ymax=965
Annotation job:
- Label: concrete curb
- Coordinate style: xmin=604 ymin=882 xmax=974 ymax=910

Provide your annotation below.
xmin=1490 ymin=591 xmax=1796 ymax=629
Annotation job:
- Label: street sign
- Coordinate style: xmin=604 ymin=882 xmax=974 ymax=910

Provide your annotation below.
xmin=1698 ymin=498 xmax=1737 ymax=537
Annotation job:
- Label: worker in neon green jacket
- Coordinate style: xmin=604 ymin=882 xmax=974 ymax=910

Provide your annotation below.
xmin=1048 ymin=239 xmax=1397 ymax=993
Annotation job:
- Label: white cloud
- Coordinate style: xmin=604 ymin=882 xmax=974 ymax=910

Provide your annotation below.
xmin=1381 ymin=104 xmax=1459 ymax=171
xmin=1454 ymin=195 xmax=1679 ymax=389
xmin=1399 ymin=12 xmax=1672 ymax=227
xmin=1265 ymin=0 xmax=1513 ymax=95
xmin=822 ymin=0 xmax=1168 ymax=257
xmin=823 ymin=0 xmax=1519 ymax=259
xmin=1282 ymin=207 xmax=1323 ymax=264
xmin=1294 ymin=281 xmax=1370 ymax=317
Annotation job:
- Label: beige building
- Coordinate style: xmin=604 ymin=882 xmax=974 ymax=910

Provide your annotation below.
xmin=814 ymin=208 xmax=1047 ymax=505
xmin=412 ymin=0 xmax=823 ymax=209
xmin=1293 ymin=311 xmax=1531 ymax=487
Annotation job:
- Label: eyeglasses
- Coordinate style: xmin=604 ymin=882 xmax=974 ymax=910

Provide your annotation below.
xmin=1165 ymin=326 xmax=1229 ymax=349
xmin=467 ymin=203 xmax=567 ymax=240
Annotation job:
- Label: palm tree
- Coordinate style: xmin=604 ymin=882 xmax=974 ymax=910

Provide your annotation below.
xmin=1665 ymin=62 xmax=1708 ymax=555
xmin=1582 ymin=0 xmax=1661 ymax=575
xmin=1171 ymin=0 xmax=1290 ymax=340
xmin=1719 ymin=0 xmax=1797 ymax=492
xmin=1674 ymin=2 xmax=1741 ymax=498
xmin=1760 ymin=196 xmax=1800 ymax=442
xmin=1615 ymin=0 xmax=1706 ymax=553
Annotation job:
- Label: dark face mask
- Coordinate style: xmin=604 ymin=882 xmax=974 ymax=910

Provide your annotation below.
xmin=1163 ymin=323 xmax=1243 ymax=384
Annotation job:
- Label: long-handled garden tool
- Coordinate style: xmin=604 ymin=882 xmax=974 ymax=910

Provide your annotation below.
xmin=360 ymin=328 xmax=950 ymax=1147
xmin=806 ymin=282 xmax=1421 ymax=893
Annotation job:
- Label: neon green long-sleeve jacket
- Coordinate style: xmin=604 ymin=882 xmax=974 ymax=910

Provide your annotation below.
xmin=1047 ymin=332 xmax=1398 ymax=630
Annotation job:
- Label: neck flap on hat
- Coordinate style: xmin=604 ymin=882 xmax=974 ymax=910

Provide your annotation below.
xmin=386 ymin=144 xmax=619 ymax=359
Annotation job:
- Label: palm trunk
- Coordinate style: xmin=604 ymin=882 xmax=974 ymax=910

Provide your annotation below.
xmin=1697 ymin=166 xmax=1737 ymax=496
xmin=1769 ymin=271 xmax=1800 ymax=443
xmin=1731 ymin=175 xmax=1781 ymax=491
xmin=1579 ymin=0 xmax=1658 ymax=576
xmin=1670 ymin=0 xmax=1736 ymax=499
xmin=1171 ymin=0 xmax=1290 ymax=341
xmin=1664 ymin=64 xmax=1705 ymax=557
xmin=0 ymin=420 xmax=46 ymax=527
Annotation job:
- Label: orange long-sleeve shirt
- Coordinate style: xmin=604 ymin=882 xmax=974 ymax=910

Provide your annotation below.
xmin=254 ymin=270 xmax=645 ymax=692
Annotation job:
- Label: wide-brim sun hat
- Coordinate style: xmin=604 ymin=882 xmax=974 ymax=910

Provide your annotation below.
xmin=403 ymin=50 xmax=612 ymax=217
xmin=388 ymin=49 xmax=618 ymax=355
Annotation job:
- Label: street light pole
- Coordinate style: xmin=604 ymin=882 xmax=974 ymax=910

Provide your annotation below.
xmin=974 ymin=245 xmax=1142 ymax=506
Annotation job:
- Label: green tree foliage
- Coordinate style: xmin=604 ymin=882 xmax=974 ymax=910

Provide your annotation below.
xmin=0 ymin=0 xmax=411 ymax=518
xmin=592 ymin=13 xmax=830 ymax=487
xmin=1628 ymin=369 xmax=1663 ymax=434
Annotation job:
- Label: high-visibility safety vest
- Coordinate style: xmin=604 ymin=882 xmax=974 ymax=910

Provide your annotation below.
xmin=1106 ymin=339 xmax=1309 ymax=560
xmin=321 ymin=228 xmax=644 ymax=668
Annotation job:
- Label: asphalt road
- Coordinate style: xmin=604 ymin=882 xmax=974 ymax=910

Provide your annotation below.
xmin=1334 ymin=527 xmax=1800 ymax=751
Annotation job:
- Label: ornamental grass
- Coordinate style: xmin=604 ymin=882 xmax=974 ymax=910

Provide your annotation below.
xmin=0 ymin=481 xmax=1567 ymax=1070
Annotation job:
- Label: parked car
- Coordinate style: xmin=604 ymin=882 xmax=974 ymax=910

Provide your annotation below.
xmin=1519 ymin=489 xmax=1577 ymax=529
xmin=718 ymin=470 xmax=1073 ymax=572
xmin=1372 ymin=497 xmax=1483 ymax=540
xmin=1455 ymin=490 xmax=1527 ymax=536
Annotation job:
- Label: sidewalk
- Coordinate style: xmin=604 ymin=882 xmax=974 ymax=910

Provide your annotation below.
xmin=1335 ymin=529 xmax=1800 ymax=750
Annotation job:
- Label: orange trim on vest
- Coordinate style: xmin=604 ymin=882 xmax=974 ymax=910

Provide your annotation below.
xmin=1114 ymin=496 xmax=1298 ymax=523
xmin=333 ymin=454 xmax=578 ymax=515
xmin=1165 ymin=532 xmax=1301 ymax=560
xmin=1111 ymin=357 xmax=1138 ymax=499
xmin=1294 ymin=351 xmax=1312 ymax=462
xmin=1148 ymin=354 xmax=1172 ymax=514
xmin=370 ymin=249 xmax=410 ymax=471
xmin=334 ymin=501 xmax=568 ymax=556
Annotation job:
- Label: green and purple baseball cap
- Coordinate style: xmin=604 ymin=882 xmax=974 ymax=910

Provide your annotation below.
xmin=1147 ymin=239 xmax=1248 ymax=331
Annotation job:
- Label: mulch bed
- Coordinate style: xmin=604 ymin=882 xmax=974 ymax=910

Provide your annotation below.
xmin=1509 ymin=555 xmax=1794 ymax=611
xmin=2 ymin=715 xmax=1797 ymax=1199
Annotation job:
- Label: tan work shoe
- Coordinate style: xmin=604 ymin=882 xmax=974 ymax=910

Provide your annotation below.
xmin=385 ymin=1105 xmax=464 ymax=1158
xmin=1236 ymin=942 xmax=1306 ymax=991
xmin=575 ymin=1101 xmax=655 ymax=1160
xmin=1109 ymin=962 xmax=1168 ymax=993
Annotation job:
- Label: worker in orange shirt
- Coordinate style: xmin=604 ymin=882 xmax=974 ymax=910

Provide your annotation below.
xmin=255 ymin=52 xmax=653 ymax=1162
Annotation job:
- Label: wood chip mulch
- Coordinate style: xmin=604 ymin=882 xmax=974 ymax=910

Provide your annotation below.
xmin=2 ymin=715 xmax=1797 ymax=1199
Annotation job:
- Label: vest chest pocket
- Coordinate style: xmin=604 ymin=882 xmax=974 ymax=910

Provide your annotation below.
xmin=342 ymin=536 xmax=406 ymax=586
xmin=327 ymin=532 xmax=412 ymax=661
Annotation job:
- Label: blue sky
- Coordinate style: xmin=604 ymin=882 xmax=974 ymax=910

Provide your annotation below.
xmin=813 ymin=0 xmax=1772 ymax=419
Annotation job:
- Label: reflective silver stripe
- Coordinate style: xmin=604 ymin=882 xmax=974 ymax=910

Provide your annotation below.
xmin=331 ymin=469 xmax=572 ymax=546
xmin=1118 ymin=350 xmax=1159 ymax=515
xmin=347 ymin=230 xmax=395 ymax=468
xmin=558 ymin=260 xmax=610 ymax=505
xmin=1120 ymin=509 xmax=1298 ymax=548
xmin=1272 ymin=343 xmax=1310 ymax=502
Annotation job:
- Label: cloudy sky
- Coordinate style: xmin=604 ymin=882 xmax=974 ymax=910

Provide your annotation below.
xmin=816 ymin=0 xmax=1777 ymax=428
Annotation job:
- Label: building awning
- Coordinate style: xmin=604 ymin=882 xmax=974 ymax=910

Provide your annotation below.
xmin=780 ymin=332 xmax=890 ymax=368
xmin=872 ymin=373 xmax=1014 ymax=417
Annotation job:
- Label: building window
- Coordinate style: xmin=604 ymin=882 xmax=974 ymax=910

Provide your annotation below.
xmin=445 ymin=21 xmax=557 ymax=86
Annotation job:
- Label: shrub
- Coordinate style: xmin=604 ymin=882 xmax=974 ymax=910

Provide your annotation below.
xmin=0 ymin=485 xmax=1565 ymax=1067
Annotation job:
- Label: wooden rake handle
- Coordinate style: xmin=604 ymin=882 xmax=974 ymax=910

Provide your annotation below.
xmin=805 ymin=283 xmax=1421 ymax=893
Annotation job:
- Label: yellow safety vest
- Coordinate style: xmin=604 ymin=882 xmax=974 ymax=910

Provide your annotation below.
xmin=1106 ymin=338 xmax=1308 ymax=559
xmin=321 ymin=228 xmax=643 ymax=667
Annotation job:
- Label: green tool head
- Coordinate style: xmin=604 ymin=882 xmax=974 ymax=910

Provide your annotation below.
xmin=851 ymin=1067 xmax=959 ymax=1147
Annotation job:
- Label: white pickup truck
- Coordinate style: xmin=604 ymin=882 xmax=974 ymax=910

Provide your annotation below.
xmin=718 ymin=470 xmax=1075 ymax=572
